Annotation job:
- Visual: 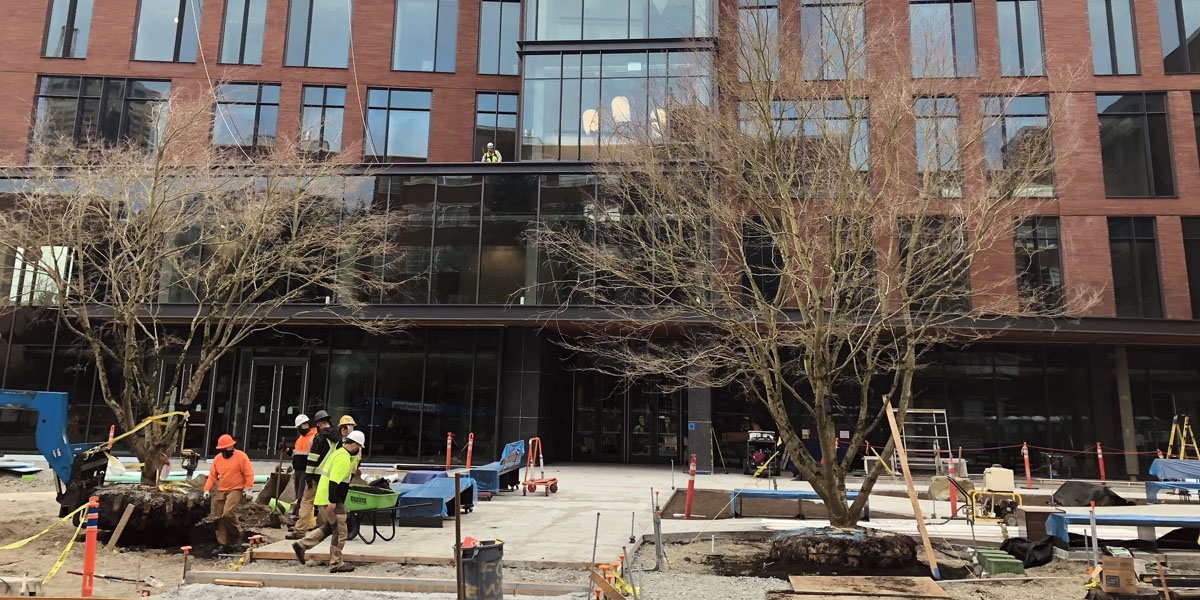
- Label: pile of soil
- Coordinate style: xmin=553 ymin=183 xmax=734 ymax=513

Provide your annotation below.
xmin=95 ymin=485 xmax=209 ymax=547
xmin=769 ymin=527 xmax=917 ymax=571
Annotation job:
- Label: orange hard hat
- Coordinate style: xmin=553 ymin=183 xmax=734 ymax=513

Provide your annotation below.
xmin=216 ymin=434 xmax=236 ymax=450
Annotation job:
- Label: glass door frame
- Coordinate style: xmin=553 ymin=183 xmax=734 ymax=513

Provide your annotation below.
xmin=242 ymin=357 xmax=310 ymax=458
xmin=156 ymin=357 xmax=216 ymax=454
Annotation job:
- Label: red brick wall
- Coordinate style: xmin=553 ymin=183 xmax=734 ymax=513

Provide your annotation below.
xmin=0 ymin=0 xmax=520 ymax=163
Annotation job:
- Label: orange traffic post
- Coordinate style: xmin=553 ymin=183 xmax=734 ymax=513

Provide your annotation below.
xmin=445 ymin=432 xmax=454 ymax=471
xmin=684 ymin=454 xmax=697 ymax=520
xmin=1022 ymin=442 xmax=1033 ymax=489
xmin=106 ymin=425 xmax=114 ymax=449
xmin=1157 ymin=449 xmax=1164 ymax=459
xmin=465 ymin=433 xmax=475 ymax=470
xmin=1096 ymin=443 xmax=1106 ymax=485
xmin=947 ymin=449 xmax=957 ymax=518
xmin=81 ymin=495 xmax=99 ymax=597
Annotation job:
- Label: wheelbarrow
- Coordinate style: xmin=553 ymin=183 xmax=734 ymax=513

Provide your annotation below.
xmin=344 ymin=485 xmax=436 ymax=543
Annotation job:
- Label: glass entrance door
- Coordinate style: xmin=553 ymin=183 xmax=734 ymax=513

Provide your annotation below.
xmin=629 ymin=383 xmax=684 ymax=464
xmin=157 ymin=361 xmax=215 ymax=453
xmin=244 ymin=359 xmax=308 ymax=457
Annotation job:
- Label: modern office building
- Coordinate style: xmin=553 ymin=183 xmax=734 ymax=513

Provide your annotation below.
xmin=1 ymin=0 xmax=1199 ymax=480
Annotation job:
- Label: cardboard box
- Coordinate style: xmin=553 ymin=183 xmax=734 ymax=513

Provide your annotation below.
xmin=1101 ymin=556 xmax=1138 ymax=595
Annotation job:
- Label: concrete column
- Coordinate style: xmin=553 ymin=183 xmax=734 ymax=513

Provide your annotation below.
xmin=687 ymin=386 xmax=712 ymax=473
xmin=1113 ymin=346 xmax=1139 ymax=479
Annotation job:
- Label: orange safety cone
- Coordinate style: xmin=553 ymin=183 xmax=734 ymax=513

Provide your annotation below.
xmin=684 ymin=454 xmax=697 ymax=520
xmin=445 ymin=432 xmax=454 ymax=471
xmin=466 ymin=433 xmax=475 ymax=470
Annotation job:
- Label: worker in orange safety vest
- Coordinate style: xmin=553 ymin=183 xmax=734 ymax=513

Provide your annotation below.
xmin=203 ymin=434 xmax=254 ymax=552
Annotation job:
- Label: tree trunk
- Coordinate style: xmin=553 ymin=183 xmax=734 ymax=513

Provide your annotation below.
xmin=133 ymin=435 xmax=170 ymax=486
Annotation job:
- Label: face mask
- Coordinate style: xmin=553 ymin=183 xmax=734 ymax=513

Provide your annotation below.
xmin=343 ymin=425 xmax=354 ymax=435
xmin=221 ymin=449 xmax=234 ymax=459
xmin=347 ymin=446 xmax=360 ymax=456
xmin=298 ymin=425 xmax=310 ymax=434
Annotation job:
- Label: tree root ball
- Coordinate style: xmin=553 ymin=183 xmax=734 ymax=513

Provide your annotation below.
xmin=768 ymin=527 xmax=918 ymax=571
xmin=95 ymin=484 xmax=208 ymax=548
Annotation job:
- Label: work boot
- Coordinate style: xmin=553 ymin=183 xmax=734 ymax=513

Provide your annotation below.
xmin=292 ymin=542 xmax=306 ymax=566
xmin=286 ymin=530 xmax=305 ymax=540
xmin=329 ymin=564 xmax=355 ymax=573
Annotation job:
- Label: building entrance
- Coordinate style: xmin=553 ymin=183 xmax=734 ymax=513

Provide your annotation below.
xmin=572 ymin=374 xmax=686 ymax=464
xmin=243 ymin=358 xmax=309 ymax=457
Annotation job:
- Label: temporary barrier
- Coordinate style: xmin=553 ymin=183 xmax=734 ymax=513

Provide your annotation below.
xmin=82 ymin=496 xmax=98 ymax=597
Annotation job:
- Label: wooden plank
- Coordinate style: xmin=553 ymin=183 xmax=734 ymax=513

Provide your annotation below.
xmin=788 ymin=576 xmax=949 ymax=599
xmin=105 ymin=504 xmax=136 ymax=551
xmin=884 ymin=398 xmax=941 ymax=581
xmin=769 ymin=594 xmax=926 ymax=600
xmin=590 ymin=569 xmax=627 ymax=600
xmin=251 ymin=550 xmax=588 ymax=570
xmin=212 ymin=579 xmax=265 ymax=588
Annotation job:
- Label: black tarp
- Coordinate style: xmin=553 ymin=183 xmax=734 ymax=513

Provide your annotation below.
xmin=1051 ymin=481 xmax=1132 ymax=507
xmin=1000 ymin=537 xmax=1056 ymax=568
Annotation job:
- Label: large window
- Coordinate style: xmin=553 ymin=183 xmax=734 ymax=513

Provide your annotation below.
xmin=801 ymin=0 xmax=866 ymax=81
xmin=995 ymin=0 xmax=1044 ymax=76
xmin=525 ymin=0 xmax=710 ymax=41
xmin=521 ymin=50 xmax=710 ymax=161
xmin=219 ymin=0 xmax=267 ymax=65
xmin=915 ymin=97 xmax=961 ymax=196
xmin=1182 ymin=218 xmax=1200 ymax=319
xmin=365 ymin=89 xmax=432 ymax=162
xmin=475 ymin=92 xmax=518 ymax=162
xmin=133 ymin=0 xmax=201 ymax=62
xmin=982 ymin=95 xmax=1053 ymax=197
xmin=393 ymin=0 xmax=457 ymax=72
xmin=300 ymin=85 xmax=345 ymax=156
xmin=1097 ymin=93 xmax=1174 ymax=198
xmin=1014 ymin=217 xmax=1063 ymax=310
xmin=1088 ymin=0 xmax=1138 ymax=75
xmin=737 ymin=1 xmax=779 ymax=82
xmin=1159 ymin=0 xmax=1200 ymax=73
xmin=431 ymin=176 xmax=482 ymax=304
xmin=899 ymin=216 xmax=970 ymax=314
xmin=478 ymin=0 xmax=519 ymax=75
xmin=33 ymin=76 xmax=170 ymax=150
xmin=1109 ymin=217 xmax=1163 ymax=318
xmin=285 ymin=0 xmax=352 ymax=68
xmin=909 ymin=0 xmax=977 ymax=78
xmin=212 ymin=83 xmax=280 ymax=153
xmin=43 ymin=0 xmax=93 ymax=58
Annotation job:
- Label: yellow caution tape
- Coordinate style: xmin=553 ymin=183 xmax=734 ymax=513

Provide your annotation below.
xmin=613 ymin=574 xmax=638 ymax=596
xmin=43 ymin=509 xmax=88 ymax=585
xmin=869 ymin=446 xmax=901 ymax=484
xmin=0 ymin=503 xmax=88 ymax=551
xmin=86 ymin=411 xmax=190 ymax=456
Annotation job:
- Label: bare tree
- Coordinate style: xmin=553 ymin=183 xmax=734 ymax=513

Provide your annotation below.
xmin=536 ymin=4 xmax=1094 ymax=526
xmin=0 ymin=87 xmax=402 ymax=484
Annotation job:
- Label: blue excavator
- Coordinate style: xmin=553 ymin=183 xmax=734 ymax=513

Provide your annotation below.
xmin=0 ymin=389 xmax=109 ymax=516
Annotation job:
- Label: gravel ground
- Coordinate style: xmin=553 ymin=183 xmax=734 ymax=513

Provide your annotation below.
xmin=159 ymin=583 xmax=584 ymax=600
xmin=639 ymin=571 xmax=783 ymax=599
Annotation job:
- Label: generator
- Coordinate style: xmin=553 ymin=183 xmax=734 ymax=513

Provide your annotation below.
xmin=743 ymin=430 xmax=781 ymax=476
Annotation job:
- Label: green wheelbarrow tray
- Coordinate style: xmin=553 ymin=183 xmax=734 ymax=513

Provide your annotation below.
xmin=346 ymin=485 xmax=401 ymax=512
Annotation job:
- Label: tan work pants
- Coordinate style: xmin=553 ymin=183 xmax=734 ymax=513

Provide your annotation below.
xmin=210 ymin=489 xmax=244 ymax=546
xmin=294 ymin=476 xmax=318 ymax=533
xmin=297 ymin=504 xmax=347 ymax=568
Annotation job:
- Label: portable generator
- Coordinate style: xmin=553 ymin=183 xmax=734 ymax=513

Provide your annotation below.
xmin=743 ymin=430 xmax=781 ymax=476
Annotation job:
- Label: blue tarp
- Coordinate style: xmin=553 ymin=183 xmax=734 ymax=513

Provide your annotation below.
xmin=1145 ymin=481 xmax=1200 ymax=504
xmin=393 ymin=476 xmax=477 ymax=518
xmin=1045 ymin=513 xmax=1200 ymax=544
xmin=1149 ymin=459 xmax=1200 ymax=481
xmin=401 ymin=470 xmax=447 ymax=485
xmin=469 ymin=440 xmax=526 ymax=493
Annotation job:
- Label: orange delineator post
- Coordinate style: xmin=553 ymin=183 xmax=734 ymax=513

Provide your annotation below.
xmin=947 ymin=449 xmax=957 ymax=518
xmin=445 ymin=432 xmax=454 ymax=471
xmin=1022 ymin=442 xmax=1033 ymax=489
xmin=465 ymin=433 xmax=475 ymax=469
xmin=684 ymin=454 xmax=697 ymax=520
xmin=1096 ymin=443 xmax=1106 ymax=485
xmin=106 ymin=425 xmax=114 ymax=449
xmin=81 ymin=495 xmax=99 ymax=597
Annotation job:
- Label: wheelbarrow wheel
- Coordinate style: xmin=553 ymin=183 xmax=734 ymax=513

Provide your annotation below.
xmin=548 ymin=483 xmax=558 ymax=494
xmin=346 ymin=512 xmax=361 ymax=541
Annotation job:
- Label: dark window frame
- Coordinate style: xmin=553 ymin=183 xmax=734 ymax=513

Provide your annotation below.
xmin=211 ymin=82 xmax=281 ymax=153
xmin=526 ymin=0 xmax=712 ymax=41
xmin=1181 ymin=217 xmax=1200 ymax=319
xmin=995 ymin=0 xmax=1045 ymax=76
xmin=477 ymin=0 xmax=520 ymax=75
xmin=1160 ymin=0 xmax=1200 ymax=74
xmin=1014 ymin=216 xmax=1064 ymax=310
xmin=284 ymin=0 xmax=352 ymax=69
xmin=1191 ymin=92 xmax=1200 ymax=170
xmin=299 ymin=84 xmax=346 ymax=157
xmin=1097 ymin=92 xmax=1175 ymax=198
xmin=1108 ymin=216 xmax=1164 ymax=318
xmin=364 ymin=88 xmax=434 ymax=163
xmin=132 ymin=0 xmax=197 ymax=63
xmin=981 ymin=94 xmax=1054 ymax=197
xmin=42 ymin=0 xmax=92 ymax=59
xmin=908 ymin=0 xmax=978 ymax=78
xmin=32 ymin=75 xmax=171 ymax=150
xmin=474 ymin=92 xmax=518 ymax=161
xmin=219 ymin=0 xmax=265 ymax=65
xmin=800 ymin=0 xmax=866 ymax=81
xmin=1088 ymin=0 xmax=1139 ymax=75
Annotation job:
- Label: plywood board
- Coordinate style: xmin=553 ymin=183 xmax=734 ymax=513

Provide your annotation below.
xmin=788 ymin=576 xmax=950 ymax=599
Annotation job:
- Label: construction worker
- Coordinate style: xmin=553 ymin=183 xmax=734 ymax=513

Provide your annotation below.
xmin=481 ymin=142 xmax=502 ymax=163
xmin=338 ymin=415 xmax=356 ymax=441
xmin=293 ymin=430 xmax=365 ymax=573
xmin=204 ymin=434 xmax=254 ymax=552
xmin=291 ymin=410 xmax=339 ymax=539
xmin=286 ymin=414 xmax=317 ymax=519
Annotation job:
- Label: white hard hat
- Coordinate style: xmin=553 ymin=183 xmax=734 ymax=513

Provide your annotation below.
xmin=486 ymin=142 xmax=494 ymax=148
xmin=346 ymin=430 xmax=366 ymax=447
xmin=294 ymin=414 xmax=310 ymax=428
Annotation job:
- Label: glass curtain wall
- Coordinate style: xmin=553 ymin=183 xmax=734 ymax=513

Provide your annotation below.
xmin=526 ymin=0 xmax=711 ymax=40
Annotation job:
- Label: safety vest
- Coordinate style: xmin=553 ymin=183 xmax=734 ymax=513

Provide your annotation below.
xmin=306 ymin=429 xmax=337 ymax=474
xmin=315 ymin=447 xmax=353 ymax=506
xmin=294 ymin=428 xmax=317 ymax=455
xmin=482 ymin=150 xmax=501 ymax=163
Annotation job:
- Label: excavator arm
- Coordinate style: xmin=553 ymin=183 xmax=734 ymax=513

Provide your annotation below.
xmin=0 ymin=389 xmax=108 ymax=515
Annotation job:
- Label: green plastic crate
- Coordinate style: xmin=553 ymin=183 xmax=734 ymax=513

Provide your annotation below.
xmin=976 ymin=550 xmax=1025 ymax=575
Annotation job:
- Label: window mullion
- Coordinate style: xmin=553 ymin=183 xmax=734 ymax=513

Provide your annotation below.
xmin=305 ymin=0 xmax=315 ymax=67
xmin=63 ymin=0 xmax=79 ymax=58
xmin=173 ymin=0 xmax=187 ymax=62
xmin=240 ymin=0 xmax=252 ymax=63
xmin=1105 ymin=0 xmax=1117 ymax=72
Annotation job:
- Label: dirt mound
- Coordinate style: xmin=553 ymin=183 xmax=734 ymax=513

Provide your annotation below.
xmin=95 ymin=485 xmax=209 ymax=547
xmin=770 ymin=527 xmax=917 ymax=571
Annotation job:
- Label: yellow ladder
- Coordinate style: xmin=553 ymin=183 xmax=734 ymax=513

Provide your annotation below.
xmin=1166 ymin=415 xmax=1200 ymax=460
